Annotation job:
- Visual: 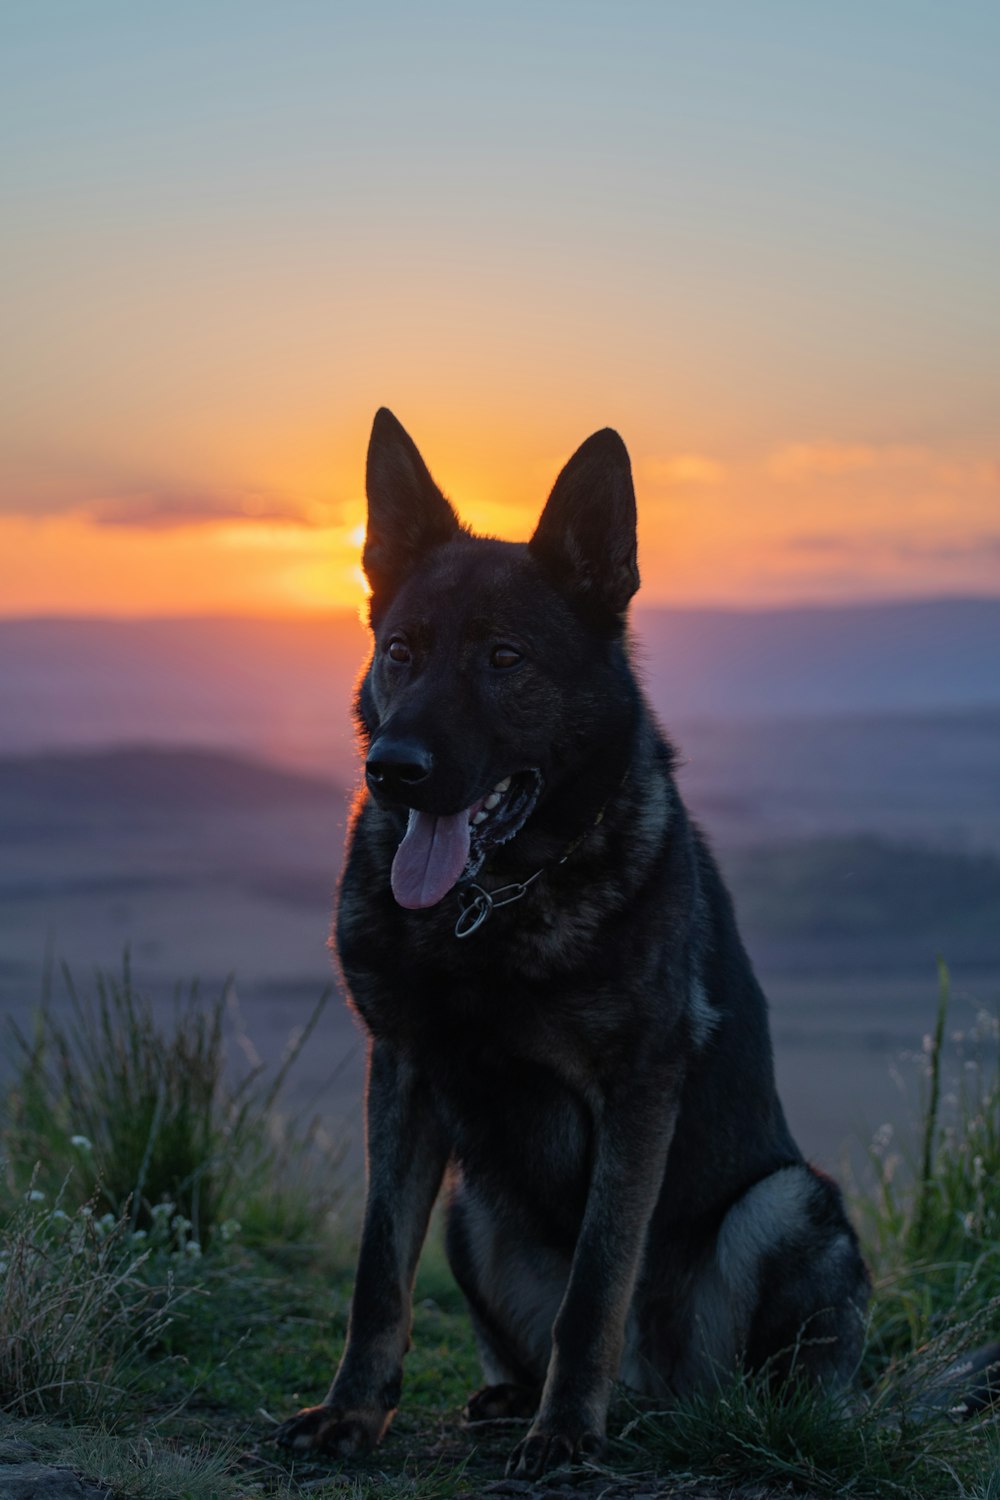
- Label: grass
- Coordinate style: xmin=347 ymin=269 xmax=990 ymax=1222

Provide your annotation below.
xmin=2 ymin=955 xmax=339 ymax=1247
xmin=1 ymin=959 xmax=998 ymax=1498
xmin=617 ymin=1362 xmax=1000 ymax=1499
xmin=0 ymin=1412 xmax=246 ymax=1500
xmin=0 ymin=1192 xmax=190 ymax=1423
xmin=858 ymin=962 xmax=1000 ymax=1372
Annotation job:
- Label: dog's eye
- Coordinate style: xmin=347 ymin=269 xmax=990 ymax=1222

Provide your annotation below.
xmin=386 ymin=638 xmax=411 ymax=664
xmin=490 ymin=645 xmax=522 ymax=670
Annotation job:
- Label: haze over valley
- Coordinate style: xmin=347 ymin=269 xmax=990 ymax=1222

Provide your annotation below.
xmin=2 ymin=599 xmax=998 ymax=1174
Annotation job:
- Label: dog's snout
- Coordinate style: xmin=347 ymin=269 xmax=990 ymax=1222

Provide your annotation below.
xmin=366 ymin=735 xmax=434 ymax=797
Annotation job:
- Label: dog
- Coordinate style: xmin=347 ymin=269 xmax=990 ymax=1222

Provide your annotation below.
xmin=275 ymin=408 xmax=871 ymax=1479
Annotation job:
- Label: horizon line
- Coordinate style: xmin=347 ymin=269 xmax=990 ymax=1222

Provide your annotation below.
xmin=1 ymin=592 xmax=999 ymax=627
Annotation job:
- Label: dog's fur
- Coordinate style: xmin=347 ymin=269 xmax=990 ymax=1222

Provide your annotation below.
xmin=275 ymin=410 xmax=871 ymax=1478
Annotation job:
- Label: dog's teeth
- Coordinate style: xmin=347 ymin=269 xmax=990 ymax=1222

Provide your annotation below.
xmin=472 ymin=810 xmax=489 ymax=825
xmin=494 ymin=777 xmax=511 ymax=793
xmin=484 ymin=792 xmax=501 ymax=810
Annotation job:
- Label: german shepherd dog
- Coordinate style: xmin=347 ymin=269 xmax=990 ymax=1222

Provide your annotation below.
xmin=275 ymin=409 xmax=871 ymax=1478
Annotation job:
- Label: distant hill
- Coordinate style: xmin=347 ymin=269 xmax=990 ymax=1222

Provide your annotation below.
xmin=673 ymin=705 xmax=1000 ymax=853
xmin=0 ymin=745 xmax=339 ymax=818
xmin=0 ymin=614 xmax=368 ymax=773
xmin=0 ymin=744 xmax=343 ymax=854
xmin=1 ymin=746 xmax=995 ymax=991
xmin=0 ymin=740 xmax=995 ymax=1174
xmin=0 ymin=745 xmax=345 ymax=946
xmin=632 ymin=597 xmax=1000 ymax=718
xmin=1 ymin=599 xmax=998 ymax=773
xmin=725 ymin=834 xmax=1000 ymax=975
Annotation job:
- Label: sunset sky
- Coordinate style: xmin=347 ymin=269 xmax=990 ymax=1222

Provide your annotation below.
xmin=2 ymin=2 xmax=998 ymax=615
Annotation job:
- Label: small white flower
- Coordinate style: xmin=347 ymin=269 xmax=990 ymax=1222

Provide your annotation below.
xmin=974 ymin=1008 xmax=999 ymax=1041
xmin=70 ymin=1135 xmax=93 ymax=1151
xmin=150 ymin=1201 xmax=175 ymax=1219
xmin=131 ymin=1229 xmax=147 ymax=1243
xmin=51 ymin=1209 xmax=70 ymax=1223
xmin=219 ymin=1219 xmax=241 ymax=1242
xmin=183 ymin=1240 xmax=202 ymax=1259
xmin=26 ymin=1188 xmax=46 ymax=1203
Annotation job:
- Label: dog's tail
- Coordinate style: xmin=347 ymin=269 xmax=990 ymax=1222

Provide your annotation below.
xmin=908 ymin=1340 xmax=1000 ymax=1422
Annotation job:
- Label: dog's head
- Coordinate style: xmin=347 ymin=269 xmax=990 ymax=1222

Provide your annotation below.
xmin=357 ymin=408 xmax=641 ymax=909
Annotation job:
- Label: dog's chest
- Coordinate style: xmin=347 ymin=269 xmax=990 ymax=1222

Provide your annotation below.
xmin=351 ymin=941 xmax=623 ymax=1093
xmin=429 ymin=1030 xmax=595 ymax=1235
xmin=351 ymin=954 xmax=605 ymax=1224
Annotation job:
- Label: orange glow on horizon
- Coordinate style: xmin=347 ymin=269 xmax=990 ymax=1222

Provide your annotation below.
xmin=2 ymin=434 xmax=997 ymax=617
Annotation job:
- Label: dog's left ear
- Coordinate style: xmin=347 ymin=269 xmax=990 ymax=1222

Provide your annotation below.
xmin=364 ymin=408 xmax=461 ymax=608
xmin=529 ymin=428 xmax=639 ymax=622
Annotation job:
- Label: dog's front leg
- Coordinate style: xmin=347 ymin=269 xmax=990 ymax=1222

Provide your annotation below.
xmin=508 ymin=1072 xmax=681 ymax=1479
xmin=276 ymin=1040 xmax=448 ymax=1457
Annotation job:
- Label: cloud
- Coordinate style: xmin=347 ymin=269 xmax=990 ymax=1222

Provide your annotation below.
xmin=786 ymin=529 xmax=1000 ymax=562
xmin=640 ymin=454 xmax=726 ymax=487
xmin=85 ymin=489 xmax=327 ymax=530
xmin=766 ymin=442 xmax=930 ymax=481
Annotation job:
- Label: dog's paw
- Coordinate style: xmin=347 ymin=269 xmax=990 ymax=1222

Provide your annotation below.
xmin=506 ymin=1423 xmax=603 ymax=1479
xmin=273 ymin=1402 xmax=387 ymax=1457
xmin=465 ymin=1382 xmax=538 ymax=1423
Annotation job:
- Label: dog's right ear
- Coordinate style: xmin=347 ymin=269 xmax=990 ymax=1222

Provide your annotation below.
xmin=363 ymin=409 xmax=460 ymax=609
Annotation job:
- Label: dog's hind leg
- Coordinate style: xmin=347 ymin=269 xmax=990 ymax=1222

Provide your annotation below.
xmin=742 ymin=1167 xmax=869 ymax=1390
xmin=446 ymin=1178 xmax=568 ymax=1423
xmin=667 ymin=1164 xmax=869 ymax=1396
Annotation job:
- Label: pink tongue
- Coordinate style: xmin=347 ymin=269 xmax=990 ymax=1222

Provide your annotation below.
xmin=390 ymin=807 xmax=473 ymax=909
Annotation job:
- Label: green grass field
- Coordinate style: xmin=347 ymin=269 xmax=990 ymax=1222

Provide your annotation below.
xmin=1 ymin=961 xmax=997 ymax=1498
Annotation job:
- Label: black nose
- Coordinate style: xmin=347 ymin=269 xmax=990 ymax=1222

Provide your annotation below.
xmin=366 ymin=735 xmax=434 ymax=798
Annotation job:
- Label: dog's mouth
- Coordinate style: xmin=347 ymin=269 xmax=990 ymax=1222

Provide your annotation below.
xmin=390 ymin=769 xmax=542 ymax=910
